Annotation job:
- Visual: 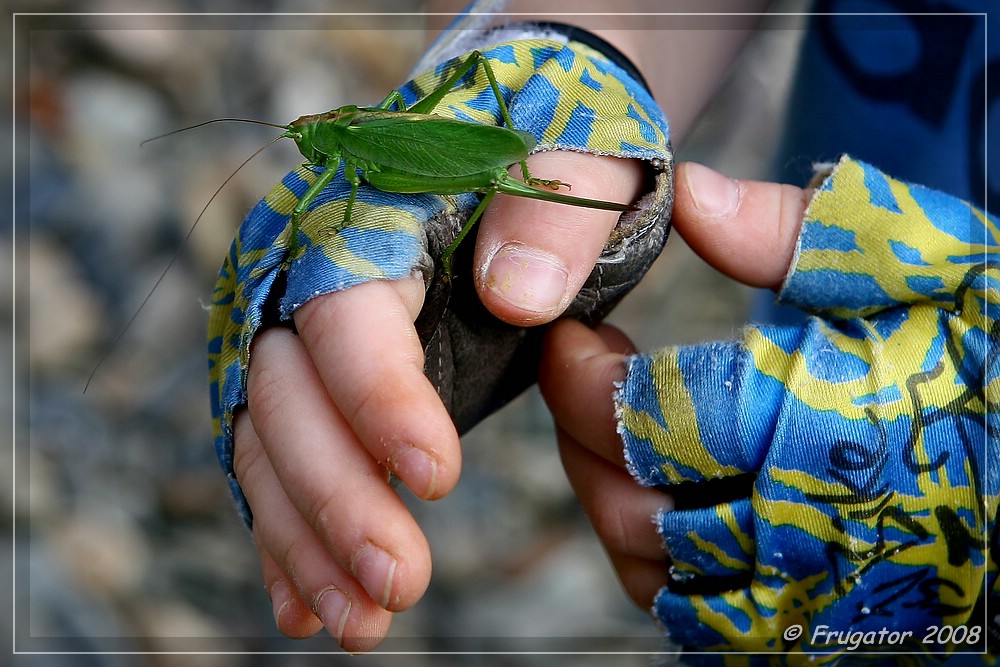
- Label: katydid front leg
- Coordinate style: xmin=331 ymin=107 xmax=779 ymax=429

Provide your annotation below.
xmin=287 ymin=164 xmax=338 ymax=265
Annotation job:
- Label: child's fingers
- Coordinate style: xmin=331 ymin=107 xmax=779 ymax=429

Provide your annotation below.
xmin=242 ymin=326 xmax=433 ymax=614
xmin=255 ymin=535 xmax=325 ymax=639
xmin=474 ymin=152 xmax=645 ymax=325
xmin=539 ymin=319 xmax=632 ymax=466
xmin=232 ymin=408 xmax=393 ymax=652
xmin=292 ymin=277 xmax=462 ymax=501
xmin=671 ymin=162 xmax=810 ymax=290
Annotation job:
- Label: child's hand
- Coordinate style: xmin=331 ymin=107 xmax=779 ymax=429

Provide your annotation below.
xmin=208 ymin=37 xmax=669 ymax=650
xmin=541 ymin=160 xmax=998 ymax=658
xmin=540 ymin=160 xmax=804 ymax=610
xmin=232 ymin=151 xmax=643 ymax=651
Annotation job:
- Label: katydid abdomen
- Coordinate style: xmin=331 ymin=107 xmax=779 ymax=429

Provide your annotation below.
xmin=363 ymin=163 xmax=635 ymax=212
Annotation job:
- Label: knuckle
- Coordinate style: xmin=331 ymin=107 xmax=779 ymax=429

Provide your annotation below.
xmin=232 ymin=420 xmax=268 ymax=489
xmin=338 ymin=358 xmax=425 ymax=435
xmin=274 ymin=534 xmax=311 ymax=590
xmin=291 ymin=294 xmax=333 ymax=344
xmin=247 ymin=361 xmax=295 ymax=436
xmin=338 ymin=376 xmax=388 ymax=433
xmin=301 ymin=486 xmax=352 ymax=547
xmin=586 ymin=490 xmax=647 ymax=556
xmin=600 ymin=502 xmax=638 ymax=554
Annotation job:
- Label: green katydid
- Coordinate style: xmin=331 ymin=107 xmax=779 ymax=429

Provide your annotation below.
xmin=241 ymin=49 xmax=635 ymax=275
xmin=86 ymin=50 xmax=634 ymax=392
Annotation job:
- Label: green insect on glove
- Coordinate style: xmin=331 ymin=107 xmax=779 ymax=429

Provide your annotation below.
xmin=616 ymin=156 xmax=998 ymax=663
xmin=208 ymin=32 xmax=673 ymax=525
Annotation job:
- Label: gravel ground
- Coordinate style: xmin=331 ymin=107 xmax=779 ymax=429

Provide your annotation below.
xmin=14 ymin=3 xmax=806 ymax=665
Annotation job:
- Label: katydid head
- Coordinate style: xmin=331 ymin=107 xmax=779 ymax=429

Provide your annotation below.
xmin=286 ymin=105 xmax=359 ymax=165
xmin=90 ymin=107 xmax=370 ymax=392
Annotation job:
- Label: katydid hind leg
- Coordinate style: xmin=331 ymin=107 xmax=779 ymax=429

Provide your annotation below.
xmin=434 ymin=55 xmax=596 ymax=201
xmin=445 ymin=51 xmax=523 ymax=137
xmin=494 ymin=170 xmax=634 ymax=212
xmin=516 ymin=158 xmax=569 ymax=192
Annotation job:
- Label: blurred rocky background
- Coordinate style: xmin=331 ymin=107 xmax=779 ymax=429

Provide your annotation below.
xmin=13 ymin=1 xmax=806 ymax=665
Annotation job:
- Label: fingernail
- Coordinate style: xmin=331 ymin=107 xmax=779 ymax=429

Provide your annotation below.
xmin=483 ymin=243 xmax=569 ymax=315
xmin=316 ymin=587 xmax=351 ymax=645
xmin=270 ymin=580 xmax=293 ymax=629
xmin=685 ymin=162 xmax=741 ymax=217
xmin=352 ymin=544 xmax=397 ymax=609
xmin=390 ymin=447 xmax=438 ymax=499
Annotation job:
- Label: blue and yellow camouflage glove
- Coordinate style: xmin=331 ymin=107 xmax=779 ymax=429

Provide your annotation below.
xmin=616 ymin=156 xmax=998 ymax=663
xmin=208 ymin=30 xmax=673 ymax=524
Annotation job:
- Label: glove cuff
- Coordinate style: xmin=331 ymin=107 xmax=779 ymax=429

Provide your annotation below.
xmin=413 ymin=18 xmax=651 ymax=94
xmin=502 ymin=21 xmax=651 ymax=93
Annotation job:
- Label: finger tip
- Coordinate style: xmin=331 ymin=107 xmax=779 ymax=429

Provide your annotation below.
xmin=395 ymin=445 xmax=460 ymax=502
xmin=539 ymin=321 xmax=627 ymax=427
xmin=275 ymin=594 xmax=324 ymax=638
xmin=474 ymin=240 xmax=573 ymax=325
xmin=364 ymin=532 xmax=433 ymax=615
xmin=539 ymin=319 xmax=592 ymax=384
xmin=542 ymin=318 xmax=616 ymax=363
xmin=338 ymin=610 xmax=392 ymax=654
xmin=471 ymin=154 xmax=645 ymax=323
xmin=593 ymin=323 xmax=636 ymax=355
xmin=672 ymin=162 xmax=806 ymax=289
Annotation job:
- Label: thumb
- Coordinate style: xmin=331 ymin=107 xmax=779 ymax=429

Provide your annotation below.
xmin=473 ymin=151 xmax=645 ymax=325
xmin=672 ymin=162 xmax=811 ymax=290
